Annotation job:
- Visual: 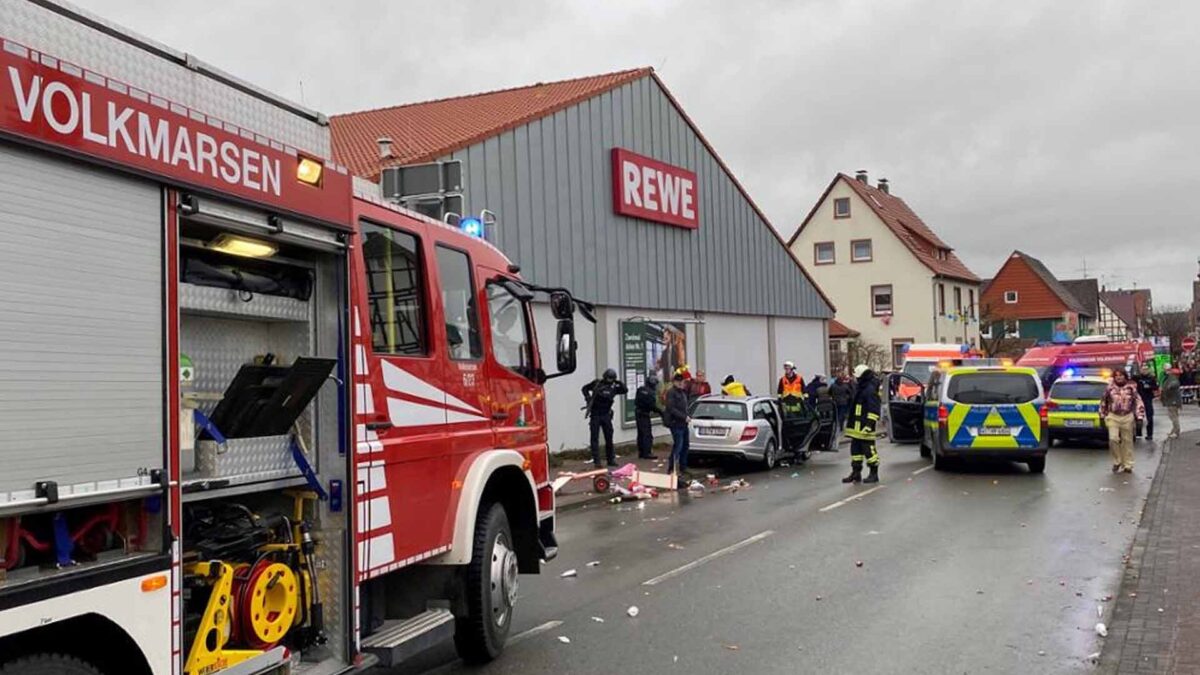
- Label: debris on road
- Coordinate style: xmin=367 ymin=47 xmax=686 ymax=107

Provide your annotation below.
xmin=1095 ymin=622 xmax=1108 ymax=637
xmin=791 ymin=473 xmax=801 ymax=478
xmin=723 ymin=644 xmax=740 ymax=651
xmin=1037 ymin=650 xmax=1046 ymax=656
xmin=667 ymin=542 xmax=685 ymax=550
xmin=976 ymin=589 xmax=985 ymax=595
xmin=815 ymin=595 xmax=823 ymax=601
xmin=627 ymin=606 xmax=640 ymax=617
xmin=855 ymin=561 xmax=864 ymax=568
xmin=558 ymin=636 xmax=571 ymax=644
xmin=587 ymin=560 xmax=601 ymax=567
xmin=591 ymin=616 xmax=605 ymax=623
xmin=560 ymin=569 xmax=577 ymax=578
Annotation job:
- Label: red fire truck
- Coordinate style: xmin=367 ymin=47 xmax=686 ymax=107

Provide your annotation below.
xmin=0 ymin=3 xmax=587 ymax=673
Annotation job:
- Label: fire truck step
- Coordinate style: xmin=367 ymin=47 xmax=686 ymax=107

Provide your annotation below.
xmin=361 ymin=608 xmax=456 ymax=666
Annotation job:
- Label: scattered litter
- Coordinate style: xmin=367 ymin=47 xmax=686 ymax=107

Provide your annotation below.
xmin=587 ymin=560 xmax=601 ymax=567
xmin=992 ymin=480 xmax=999 ymax=485
xmin=591 ymin=616 xmax=605 ymax=623
xmin=1026 ymin=579 xmax=1034 ymax=585
xmin=791 ymin=473 xmax=800 ymax=478
xmin=780 ymin=461 xmax=791 ymax=468
xmin=560 ymin=569 xmax=577 ymax=578
xmin=1087 ymin=652 xmax=1101 ymax=661
xmin=1075 ymin=592 xmax=1084 ymax=597
xmin=866 ymin=530 xmax=881 ymax=536
xmin=1158 ymin=608 xmax=1165 ymax=613
xmin=627 ymin=606 xmax=640 ymax=617
xmin=667 ymin=542 xmax=685 ymax=550
xmin=1096 ymin=605 xmax=1103 ymax=619
xmin=855 ymin=561 xmax=864 ymax=568
xmin=1020 ymin=523 xmax=1027 ymax=528
xmin=611 ymin=463 xmax=637 ymax=478
xmin=557 ymin=636 xmax=571 ymax=644
xmin=976 ymin=589 xmax=985 ymax=595
xmin=1129 ymin=592 xmax=1137 ymax=598
xmin=674 ymin=656 xmax=679 ymax=663
xmin=1037 ymin=650 xmax=1046 ymax=657
xmin=1099 ymin=487 xmax=1115 ymax=492
xmin=1095 ymin=623 xmax=1108 ymax=637
xmin=723 ymin=644 xmax=740 ymax=651
xmin=687 ymin=480 xmax=705 ymax=492
xmin=1059 ymin=580 xmax=1066 ymax=587
xmin=1102 ymin=595 xmax=1113 ymax=602
xmin=789 ymin=565 xmax=796 ymax=570
xmin=815 ymin=595 xmax=823 ymax=601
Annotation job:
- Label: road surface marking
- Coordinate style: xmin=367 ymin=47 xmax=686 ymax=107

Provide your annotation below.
xmin=819 ymin=485 xmax=886 ymax=512
xmin=912 ymin=465 xmax=934 ymax=476
xmin=642 ymin=530 xmax=774 ymax=586
xmin=509 ymin=620 xmax=563 ymax=645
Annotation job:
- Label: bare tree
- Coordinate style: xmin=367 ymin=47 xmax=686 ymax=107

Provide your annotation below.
xmin=977 ymin=303 xmax=1027 ymax=357
xmin=846 ymin=339 xmax=892 ymax=373
xmin=1148 ymin=305 xmax=1192 ymax=355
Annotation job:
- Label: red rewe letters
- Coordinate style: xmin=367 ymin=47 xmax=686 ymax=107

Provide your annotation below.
xmin=611 ymin=147 xmax=698 ymax=229
xmin=0 ymin=39 xmax=351 ymax=227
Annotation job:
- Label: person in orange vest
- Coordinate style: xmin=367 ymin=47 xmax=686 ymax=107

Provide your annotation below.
xmin=777 ymin=361 xmax=805 ymax=399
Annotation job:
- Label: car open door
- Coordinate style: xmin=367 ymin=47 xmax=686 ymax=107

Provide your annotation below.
xmin=888 ymin=372 xmax=926 ymax=443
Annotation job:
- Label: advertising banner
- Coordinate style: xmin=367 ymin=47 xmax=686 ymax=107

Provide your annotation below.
xmin=619 ymin=320 xmax=687 ymax=424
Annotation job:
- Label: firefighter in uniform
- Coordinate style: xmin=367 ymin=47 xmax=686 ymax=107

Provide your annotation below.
xmin=843 ymin=364 xmax=882 ymax=484
xmin=777 ymin=361 xmax=805 ymax=399
xmin=582 ymin=369 xmax=628 ymax=468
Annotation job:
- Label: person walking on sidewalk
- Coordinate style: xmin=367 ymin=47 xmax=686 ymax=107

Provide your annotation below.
xmin=582 ymin=369 xmax=628 ymax=468
xmin=634 ymin=375 xmax=662 ymax=459
xmin=1134 ymin=364 xmax=1159 ymax=440
xmin=1162 ymin=365 xmax=1183 ymax=439
xmin=1100 ymin=369 xmax=1145 ymax=474
xmin=830 ymin=374 xmax=853 ymax=429
xmin=843 ymin=364 xmax=882 ymax=484
xmin=663 ymin=373 xmax=692 ymax=477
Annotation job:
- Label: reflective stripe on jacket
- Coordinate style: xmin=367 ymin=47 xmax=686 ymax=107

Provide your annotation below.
xmin=845 ymin=372 xmax=881 ymax=440
xmin=778 ymin=374 xmax=805 ymax=397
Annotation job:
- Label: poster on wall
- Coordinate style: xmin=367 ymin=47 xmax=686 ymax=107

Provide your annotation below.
xmin=619 ymin=320 xmax=688 ymax=424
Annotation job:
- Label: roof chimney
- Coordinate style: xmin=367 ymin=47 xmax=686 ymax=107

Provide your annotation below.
xmin=878 ymin=178 xmax=890 ymax=194
xmin=377 ymin=137 xmax=393 ymax=159
xmin=855 ymin=169 xmax=868 ymax=184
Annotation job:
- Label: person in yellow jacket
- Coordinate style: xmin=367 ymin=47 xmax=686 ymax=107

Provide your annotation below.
xmin=842 ymin=364 xmax=881 ymax=484
xmin=777 ymin=361 xmax=805 ymax=399
xmin=721 ymin=375 xmax=750 ymax=396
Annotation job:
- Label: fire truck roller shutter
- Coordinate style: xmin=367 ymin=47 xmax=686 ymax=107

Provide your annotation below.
xmin=425 ymin=449 xmax=539 ymax=570
xmin=0 ymin=143 xmax=163 ymax=499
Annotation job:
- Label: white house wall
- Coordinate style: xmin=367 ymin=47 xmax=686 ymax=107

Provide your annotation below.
xmin=703 ymin=314 xmax=771 ymax=395
xmin=772 ymin=317 xmax=829 ymax=379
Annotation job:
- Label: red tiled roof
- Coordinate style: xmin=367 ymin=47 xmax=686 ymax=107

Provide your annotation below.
xmin=331 ymin=68 xmax=652 ymax=180
xmin=829 ymin=319 xmax=859 ymax=338
xmin=789 ymin=174 xmax=980 ymax=282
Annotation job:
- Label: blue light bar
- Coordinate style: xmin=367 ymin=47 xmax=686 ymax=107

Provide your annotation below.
xmin=459 ymin=217 xmax=483 ymax=237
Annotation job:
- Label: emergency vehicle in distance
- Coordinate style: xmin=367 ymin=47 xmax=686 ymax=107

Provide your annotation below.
xmin=888 ymin=343 xmax=981 ymax=438
xmin=0 ymin=3 xmax=589 ymax=674
xmin=1016 ymin=336 xmax=1156 ymax=387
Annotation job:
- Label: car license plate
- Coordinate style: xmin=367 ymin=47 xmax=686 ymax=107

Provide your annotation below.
xmin=1065 ymin=419 xmax=1093 ymax=428
xmin=977 ymin=426 xmax=1011 ymax=436
xmin=697 ymin=427 xmax=727 ymax=437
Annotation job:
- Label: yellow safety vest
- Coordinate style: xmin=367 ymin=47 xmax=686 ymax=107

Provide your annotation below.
xmin=722 ymin=382 xmax=749 ymax=396
xmin=779 ymin=374 xmax=805 ymax=398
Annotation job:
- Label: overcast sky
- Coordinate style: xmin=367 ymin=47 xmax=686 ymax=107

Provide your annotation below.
xmin=71 ymin=0 xmax=1199 ymax=306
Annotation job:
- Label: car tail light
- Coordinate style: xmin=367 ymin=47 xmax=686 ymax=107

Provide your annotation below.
xmin=937 ymin=405 xmax=949 ymax=430
xmin=739 ymin=427 xmax=758 ymax=442
xmin=1039 ymin=405 xmax=1048 ymax=424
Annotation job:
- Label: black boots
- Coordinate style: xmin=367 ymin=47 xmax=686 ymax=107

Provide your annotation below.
xmin=863 ymin=465 xmax=880 ymax=484
xmin=842 ymin=464 xmax=862 ymax=483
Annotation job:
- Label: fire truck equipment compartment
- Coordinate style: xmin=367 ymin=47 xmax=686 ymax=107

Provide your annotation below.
xmin=202 ymin=358 xmax=336 ymax=439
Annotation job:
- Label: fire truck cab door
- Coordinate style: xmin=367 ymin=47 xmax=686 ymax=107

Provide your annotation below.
xmin=482 ymin=272 xmax=546 ymax=459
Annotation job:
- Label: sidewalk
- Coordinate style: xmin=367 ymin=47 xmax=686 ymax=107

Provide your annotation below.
xmin=1100 ymin=430 xmax=1200 ymax=674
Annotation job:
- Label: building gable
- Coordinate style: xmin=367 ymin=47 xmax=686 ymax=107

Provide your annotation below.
xmin=422 ymin=74 xmax=832 ymax=319
xmin=982 ymin=252 xmax=1084 ymax=320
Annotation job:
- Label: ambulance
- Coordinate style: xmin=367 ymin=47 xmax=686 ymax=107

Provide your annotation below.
xmin=0 ymin=2 xmax=589 ymax=673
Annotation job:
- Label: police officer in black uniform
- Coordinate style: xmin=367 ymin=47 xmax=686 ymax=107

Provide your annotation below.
xmin=582 ymin=369 xmax=629 ymax=468
xmin=634 ymin=375 xmax=662 ymax=459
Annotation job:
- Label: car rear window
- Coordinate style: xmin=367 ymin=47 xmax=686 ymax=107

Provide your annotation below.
xmin=691 ymin=401 xmax=747 ymax=421
xmin=1050 ymin=381 xmax=1107 ymax=401
xmin=947 ymin=373 xmax=1040 ymax=405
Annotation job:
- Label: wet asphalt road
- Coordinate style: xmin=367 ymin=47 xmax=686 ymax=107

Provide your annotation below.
xmin=387 ymin=408 xmax=1197 ymax=675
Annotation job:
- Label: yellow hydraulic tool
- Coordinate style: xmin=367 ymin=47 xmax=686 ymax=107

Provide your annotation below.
xmin=183 ymin=561 xmax=266 ymax=675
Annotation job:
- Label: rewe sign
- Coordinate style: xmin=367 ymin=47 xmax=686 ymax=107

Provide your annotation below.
xmin=611 ymin=148 xmax=698 ymax=229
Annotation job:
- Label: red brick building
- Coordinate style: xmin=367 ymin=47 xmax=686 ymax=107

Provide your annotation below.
xmin=980 ymin=251 xmax=1093 ymax=342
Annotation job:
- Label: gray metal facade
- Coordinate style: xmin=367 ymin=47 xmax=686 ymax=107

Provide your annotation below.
xmin=0 ymin=142 xmax=163 ymax=497
xmin=443 ymin=75 xmax=832 ymax=319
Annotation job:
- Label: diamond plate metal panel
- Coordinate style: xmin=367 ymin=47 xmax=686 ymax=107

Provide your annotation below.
xmin=0 ymin=0 xmax=329 ymax=157
xmin=193 ymin=435 xmax=298 ymax=482
xmin=180 ymin=283 xmax=312 ymax=323
xmin=180 ymin=315 xmax=313 ymax=402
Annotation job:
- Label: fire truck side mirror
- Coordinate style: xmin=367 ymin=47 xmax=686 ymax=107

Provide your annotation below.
xmin=549 ymin=291 xmax=574 ymax=320
xmin=555 ymin=319 xmax=577 ymax=374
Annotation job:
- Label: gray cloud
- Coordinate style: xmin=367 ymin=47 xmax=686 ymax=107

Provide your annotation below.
xmin=69 ymin=0 xmax=1199 ymax=304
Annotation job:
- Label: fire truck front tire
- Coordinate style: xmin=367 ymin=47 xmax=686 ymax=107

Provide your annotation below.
xmin=455 ymin=501 xmax=518 ymax=664
xmin=0 ymin=655 xmax=103 ymax=675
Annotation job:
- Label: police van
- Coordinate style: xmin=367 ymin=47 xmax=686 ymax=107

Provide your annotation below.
xmin=1045 ymin=372 xmax=1109 ymax=445
xmin=889 ymin=365 xmax=1049 ymax=473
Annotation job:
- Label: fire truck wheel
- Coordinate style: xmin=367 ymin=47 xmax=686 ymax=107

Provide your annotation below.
xmin=455 ymin=501 xmax=516 ymax=664
xmin=0 ymin=655 xmax=102 ymax=675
